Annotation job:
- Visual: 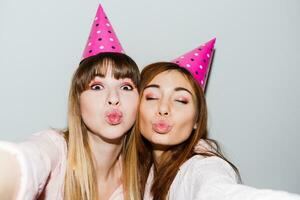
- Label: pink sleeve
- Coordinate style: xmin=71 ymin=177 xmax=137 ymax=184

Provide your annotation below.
xmin=0 ymin=130 xmax=67 ymax=200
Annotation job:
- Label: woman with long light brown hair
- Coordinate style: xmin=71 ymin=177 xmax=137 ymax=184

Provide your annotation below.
xmin=124 ymin=39 xmax=300 ymax=199
xmin=124 ymin=61 xmax=239 ymax=200
xmin=0 ymin=5 xmax=140 ymax=200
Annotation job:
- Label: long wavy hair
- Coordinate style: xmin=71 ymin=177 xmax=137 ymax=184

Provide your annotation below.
xmin=63 ymin=52 xmax=140 ymax=200
xmin=124 ymin=62 xmax=240 ymax=200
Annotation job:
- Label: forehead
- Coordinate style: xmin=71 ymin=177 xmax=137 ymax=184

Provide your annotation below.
xmin=147 ymin=70 xmax=194 ymax=92
xmin=91 ymin=75 xmax=133 ymax=83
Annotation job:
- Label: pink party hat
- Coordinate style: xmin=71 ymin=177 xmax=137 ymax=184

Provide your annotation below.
xmin=171 ymin=38 xmax=216 ymax=89
xmin=82 ymin=4 xmax=124 ymax=60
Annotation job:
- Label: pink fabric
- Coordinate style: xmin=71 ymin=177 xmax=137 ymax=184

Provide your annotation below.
xmin=0 ymin=130 xmax=124 ymax=200
xmin=171 ymin=38 xmax=216 ymax=89
xmin=82 ymin=4 xmax=124 ymax=61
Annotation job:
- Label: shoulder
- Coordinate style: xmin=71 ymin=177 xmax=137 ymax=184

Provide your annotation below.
xmin=171 ymin=155 xmax=238 ymax=191
xmin=18 ymin=129 xmax=68 ymax=169
xmin=26 ymin=129 xmax=67 ymax=149
xmin=31 ymin=129 xmax=65 ymax=141
xmin=169 ymin=156 xmax=238 ymax=199
xmin=193 ymin=139 xmax=218 ymax=154
xmin=0 ymin=129 xmax=66 ymax=154
xmin=180 ymin=155 xmax=238 ymax=182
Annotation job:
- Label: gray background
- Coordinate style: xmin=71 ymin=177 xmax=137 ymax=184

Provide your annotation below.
xmin=0 ymin=0 xmax=299 ymax=194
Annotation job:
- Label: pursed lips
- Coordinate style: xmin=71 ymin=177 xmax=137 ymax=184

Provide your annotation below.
xmin=105 ymin=109 xmax=123 ymax=125
xmin=152 ymin=119 xmax=173 ymax=134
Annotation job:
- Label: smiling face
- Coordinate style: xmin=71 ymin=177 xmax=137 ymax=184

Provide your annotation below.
xmin=80 ymin=66 xmax=139 ymax=142
xmin=139 ymin=70 xmax=197 ymax=148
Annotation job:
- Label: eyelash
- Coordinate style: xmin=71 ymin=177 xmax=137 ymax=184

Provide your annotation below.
xmin=145 ymin=96 xmax=188 ymax=104
xmin=145 ymin=97 xmax=158 ymax=100
xmin=90 ymin=84 xmax=104 ymax=90
xmin=121 ymin=84 xmax=134 ymax=91
xmin=175 ymin=100 xmax=188 ymax=104
xmin=90 ymin=83 xmax=134 ymax=91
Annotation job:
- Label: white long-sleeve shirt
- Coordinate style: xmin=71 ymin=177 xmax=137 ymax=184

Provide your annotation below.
xmin=144 ymin=155 xmax=300 ymax=200
xmin=0 ymin=129 xmax=123 ymax=200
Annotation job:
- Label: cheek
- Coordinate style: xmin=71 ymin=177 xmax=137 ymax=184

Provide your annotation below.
xmin=183 ymin=109 xmax=196 ymax=123
xmin=79 ymin=98 xmax=95 ymax=128
xmin=139 ymin=98 xmax=155 ymax=114
xmin=138 ymin=103 xmax=153 ymax=137
xmin=174 ymin=106 xmax=196 ymax=131
xmin=79 ymin=95 xmax=90 ymax=116
xmin=79 ymin=93 xmax=106 ymax=117
xmin=123 ymin=93 xmax=139 ymax=114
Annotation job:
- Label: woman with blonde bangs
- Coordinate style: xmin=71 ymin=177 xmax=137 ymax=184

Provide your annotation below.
xmin=0 ymin=5 xmax=140 ymax=200
xmin=0 ymin=52 xmax=140 ymax=200
xmin=63 ymin=52 xmax=140 ymax=200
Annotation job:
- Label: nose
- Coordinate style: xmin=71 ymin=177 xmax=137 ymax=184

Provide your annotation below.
xmin=157 ymin=99 xmax=169 ymax=116
xmin=107 ymin=90 xmax=120 ymax=106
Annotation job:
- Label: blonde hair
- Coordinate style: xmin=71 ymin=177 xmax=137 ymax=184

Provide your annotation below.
xmin=124 ymin=62 xmax=239 ymax=200
xmin=63 ymin=52 xmax=140 ymax=200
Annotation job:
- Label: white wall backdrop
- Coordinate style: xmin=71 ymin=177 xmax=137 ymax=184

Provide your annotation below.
xmin=0 ymin=0 xmax=299 ymax=194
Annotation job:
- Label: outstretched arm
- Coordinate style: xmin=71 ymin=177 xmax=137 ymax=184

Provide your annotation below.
xmin=169 ymin=155 xmax=300 ymax=200
xmin=0 ymin=130 xmax=67 ymax=200
xmin=192 ymin=156 xmax=300 ymax=200
xmin=0 ymin=147 xmax=20 ymax=200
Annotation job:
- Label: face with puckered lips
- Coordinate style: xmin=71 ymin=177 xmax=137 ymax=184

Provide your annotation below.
xmin=80 ymin=67 xmax=139 ymax=142
xmin=139 ymin=70 xmax=197 ymax=148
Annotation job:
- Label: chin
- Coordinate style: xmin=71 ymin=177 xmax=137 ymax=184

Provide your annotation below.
xmin=99 ymin=132 xmax=126 ymax=143
xmin=150 ymin=134 xmax=171 ymax=146
xmin=105 ymin=124 xmax=132 ymax=136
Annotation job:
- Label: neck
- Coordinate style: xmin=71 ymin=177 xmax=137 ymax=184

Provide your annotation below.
xmin=153 ymin=143 xmax=170 ymax=164
xmin=153 ymin=149 xmax=164 ymax=164
xmin=88 ymin=132 xmax=123 ymax=180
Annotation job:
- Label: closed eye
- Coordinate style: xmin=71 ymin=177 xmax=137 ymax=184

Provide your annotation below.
xmin=146 ymin=97 xmax=158 ymax=100
xmin=175 ymin=100 xmax=188 ymax=104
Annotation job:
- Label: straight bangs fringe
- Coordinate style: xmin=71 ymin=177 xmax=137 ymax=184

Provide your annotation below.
xmin=75 ymin=53 xmax=140 ymax=93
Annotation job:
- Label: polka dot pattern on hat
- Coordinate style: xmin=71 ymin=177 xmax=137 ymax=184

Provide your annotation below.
xmin=171 ymin=38 xmax=216 ymax=89
xmin=82 ymin=4 xmax=124 ymax=60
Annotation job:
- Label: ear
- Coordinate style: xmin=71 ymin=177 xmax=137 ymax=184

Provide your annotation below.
xmin=193 ymin=123 xmax=198 ymax=130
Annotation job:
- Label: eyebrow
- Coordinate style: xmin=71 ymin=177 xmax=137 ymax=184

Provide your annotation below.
xmin=144 ymin=84 xmax=193 ymax=96
xmin=144 ymin=84 xmax=160 ymax=89
xmin=174 ymin=87 xmax=193 ymax=96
